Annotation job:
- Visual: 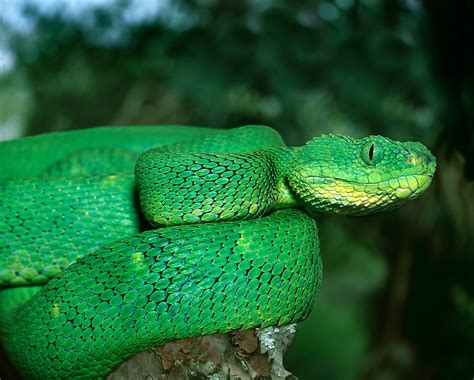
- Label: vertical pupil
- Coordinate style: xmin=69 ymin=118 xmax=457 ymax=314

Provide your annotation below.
xmin=369 ymin=144 xmax=375 ymax=160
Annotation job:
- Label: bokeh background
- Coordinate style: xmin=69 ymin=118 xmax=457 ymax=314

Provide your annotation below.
xmin=1 ymin=1 xmax=473 ymax=379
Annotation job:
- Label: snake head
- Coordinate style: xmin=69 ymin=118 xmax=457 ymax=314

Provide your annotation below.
xmin=287 ymin=135 xmax=436 ymax=215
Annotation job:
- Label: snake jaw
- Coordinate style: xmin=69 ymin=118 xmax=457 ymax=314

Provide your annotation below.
xmin=288 ymin=173 xmax=434 ymax=215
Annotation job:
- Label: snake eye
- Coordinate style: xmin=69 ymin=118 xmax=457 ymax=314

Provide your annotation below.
xmin=362 ymin=141 xmax=384 ymax=165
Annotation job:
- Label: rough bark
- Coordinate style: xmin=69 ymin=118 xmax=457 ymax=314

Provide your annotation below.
xmin=108 ymin=324 xmax=298 ymax=380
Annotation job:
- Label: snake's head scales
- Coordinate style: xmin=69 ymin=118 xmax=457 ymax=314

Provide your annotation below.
xmin=287 ymin=135 xmax=436 ymax=215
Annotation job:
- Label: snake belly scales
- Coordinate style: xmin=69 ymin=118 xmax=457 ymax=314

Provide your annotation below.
xmin=0 ymin=125 xmax=436 ymax=378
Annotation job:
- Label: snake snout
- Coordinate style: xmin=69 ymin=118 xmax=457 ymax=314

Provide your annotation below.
xmin=422 ymin=151 xmax=437 ymax=177
xmin=419 ymin=151 xmax=436 ymax=169
xmin=406 ymin=144 xmax=436 ymax=177
xmin=423 ymin=154 xmax=434 ymax=165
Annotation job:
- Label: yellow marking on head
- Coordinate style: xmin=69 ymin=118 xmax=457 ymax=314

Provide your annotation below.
xmin=321 ymin=181 xmax=349 ymax=197
xmin=368 ymin=195 xmax=382 ymax=204
xmin=395 ymin=188 xmax=412 ymax=198
xmin=406 ymin=175 xmax=419 ymax=192
xmin=318 ymin=180 xmax=387 ymax=207
xmin=416 ymin=175 xmax=431 ymax=191
xmin=331 ymin=180 xmax=365 ymax=199
xmin=398 ymin=177 xmax=409 ymax=189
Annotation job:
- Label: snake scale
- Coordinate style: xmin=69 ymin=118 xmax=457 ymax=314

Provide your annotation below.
xmin=0 ymin=125 xmax=436 ymax=378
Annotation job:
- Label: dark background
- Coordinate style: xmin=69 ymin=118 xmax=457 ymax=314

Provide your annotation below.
xmin=1 ymin=1 xmax=473 ymax=379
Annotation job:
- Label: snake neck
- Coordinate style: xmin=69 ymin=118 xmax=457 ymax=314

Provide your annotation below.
xmin=271 ymin=147 xmax=301 ymax=210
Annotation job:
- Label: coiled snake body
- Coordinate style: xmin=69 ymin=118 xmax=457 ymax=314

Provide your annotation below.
xmin=0 ymin=125 xmax=436 ymax=378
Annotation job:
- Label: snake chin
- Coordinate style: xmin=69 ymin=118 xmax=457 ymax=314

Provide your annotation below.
xmin=395 ymin=173 xmax=433 ymax=200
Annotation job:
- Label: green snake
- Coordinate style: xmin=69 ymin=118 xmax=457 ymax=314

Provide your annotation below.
xmin=0 ymin=125 xmax=436 ymax=378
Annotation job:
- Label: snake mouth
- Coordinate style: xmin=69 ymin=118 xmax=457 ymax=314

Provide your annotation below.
xmin=296 ymin=172 xmax=434 ymax=214
xmin=391 ymin=173 xmax=433 ymax=200
xmin=305 ymin=171 xmax=433 ymax=188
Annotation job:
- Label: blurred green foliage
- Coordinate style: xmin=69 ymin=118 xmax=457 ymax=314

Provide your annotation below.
xmin=1 ymin=0 xmax=473 ymax=379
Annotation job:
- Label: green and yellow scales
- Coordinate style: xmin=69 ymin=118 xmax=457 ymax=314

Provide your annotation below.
xmin=0 ymin=125 xmax=436 ymax=378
